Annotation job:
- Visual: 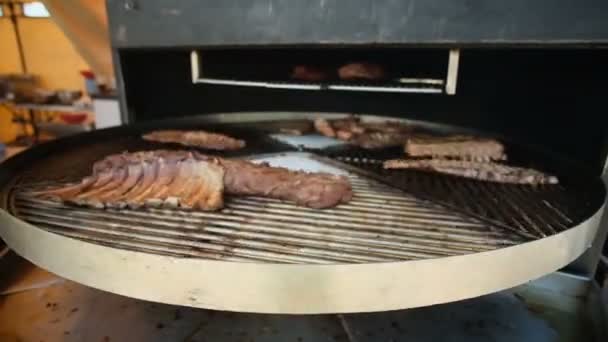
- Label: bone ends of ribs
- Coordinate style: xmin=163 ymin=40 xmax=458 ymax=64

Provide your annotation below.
xmin=142 ymin=130 xmax=245 ymax=150
xmin=32 ymin=151 xmax=225 ymax=211
xmin=383 ymin=159 xmax=558 ymax=185
xmin=32 ymin=150 xmax=353 ymax=211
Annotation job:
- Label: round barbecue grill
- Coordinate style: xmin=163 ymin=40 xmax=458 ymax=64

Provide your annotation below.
xmin=0 ymin=112 xmax=604 ymax=314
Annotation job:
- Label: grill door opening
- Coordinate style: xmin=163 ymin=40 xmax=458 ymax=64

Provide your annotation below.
xmin=189 ymin=47 xmax=456 ymax=94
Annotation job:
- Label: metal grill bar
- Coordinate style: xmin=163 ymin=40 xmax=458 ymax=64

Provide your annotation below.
xmin=12 ymin=171 xmax=523 ymax=265
xmin=332 ymin=155 xmax=579 ymax=240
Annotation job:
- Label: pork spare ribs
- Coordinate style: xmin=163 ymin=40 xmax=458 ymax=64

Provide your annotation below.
xmin=31 ymin=150 xmax=353 ymax=210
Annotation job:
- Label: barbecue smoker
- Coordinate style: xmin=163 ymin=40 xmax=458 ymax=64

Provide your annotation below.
xmin=2 ymin=0 xmax=608 ymax=340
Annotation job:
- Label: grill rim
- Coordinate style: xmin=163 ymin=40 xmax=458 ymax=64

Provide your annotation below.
xmin=0 ymin=200 xmax=602 ymax=313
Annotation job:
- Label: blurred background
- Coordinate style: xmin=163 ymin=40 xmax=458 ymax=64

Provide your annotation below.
xmin=0 ymin=0 xmax=114 ymax=158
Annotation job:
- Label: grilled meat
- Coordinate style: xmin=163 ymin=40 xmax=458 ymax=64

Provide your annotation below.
xmin=352 ymin=132 xmax=410 ymax=149
xmin=32 ymin=150 xmax=352 ymax=210
xmin=277 ymin=120 xmax=314 ymax=136
xmin=142 ymin=130 xmax=245 ymax=150
xmin=338 ymin=62 xmax=386 ymax=81
xmin=314 ymin=118 xmax=337 ymax=138
xmin=314 ymin=117 xmax=411 ymax=149
xmin=212 ymin=156 xmax=353 ymax=209
xmin=291 ymin=65 xmax=329 ymax=82
xmin=405 ymin=135 xmax=506 ymax=161
xmin=383 ymin=159 xmax=558 ymax=184
xmin=32 ymin=151 xmax=225 ymax=210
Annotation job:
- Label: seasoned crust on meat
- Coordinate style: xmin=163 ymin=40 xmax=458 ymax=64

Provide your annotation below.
xmin=383 ymin=159 xmax=558 ymax=184
xmin=214 ymin=156 xmax=352 ymax=209
xmin=142 ymin=130 xmax=245 ymax=150
xmin=405 ymin=135 xmax=506 ymax=161
xmin=314 ymin=116 xmax=411 ymax=149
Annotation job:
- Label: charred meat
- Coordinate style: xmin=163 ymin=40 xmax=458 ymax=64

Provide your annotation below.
xmin=314 ymin=116 xmax=411 ymax=149
xmin=338 ymin=62 xmax=386 ymax=81
xmin=142 ymin=130 xmax=245 ymax=150
xmin=405 ymin=135 xmax=506 ymax=161
xmin=383 ymin=159 xmax=558 ymax=185
xmin=31 ymin=150 xmax=353 ymax=210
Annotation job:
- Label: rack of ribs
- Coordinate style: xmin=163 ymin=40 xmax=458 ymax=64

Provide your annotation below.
xmin=383 ymin=159 xmax=558 ymax=185
xmin=142 ymin=130 xmax=246 ymax=150
xmin=404 ymin=135 xmax=506 ymax=161
xmin=31 ymin=150 xmax=353 ymax=210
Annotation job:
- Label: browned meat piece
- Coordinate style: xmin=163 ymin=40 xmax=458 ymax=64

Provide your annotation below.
xmin=160 ymin=158 xmax=196 ymax=208
xmin=142 ymin=130 xmax=245 ymax=150
xmin=277 ymin=120 xmax=313 ymax=136
xmin=141 ymin=154 xmax=224 ymax=211
xmin=352 ymin=132 xmax=410 ymax=149
xmin=338 ymin=62 xmax=386 ymax=80
xmin=383 ymin=159 xmax=558 ymax=184
xmin=134 ymin=158 xmax=178 ymax=208
xmin=33 ymin=150 xmax=352 ymax=210
xmin=291 ymin=65 xmax=329 ymax=82
xmin=181 ymin=161 xmax=225 ymax=209
xmin=336 ymin=130 xmax=354 ymax=141
xmin=213 ymin=157 xmax=353 ymax=209
xmin=330 ymin=117 xmax=366 ymax=134
xmin=314 ymin=117 xmax=412 ymax=149
xmin=405 ymin=135 xmax=506 ymax=161
xmin=314 ymin=118 xmax=337 ymax=138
